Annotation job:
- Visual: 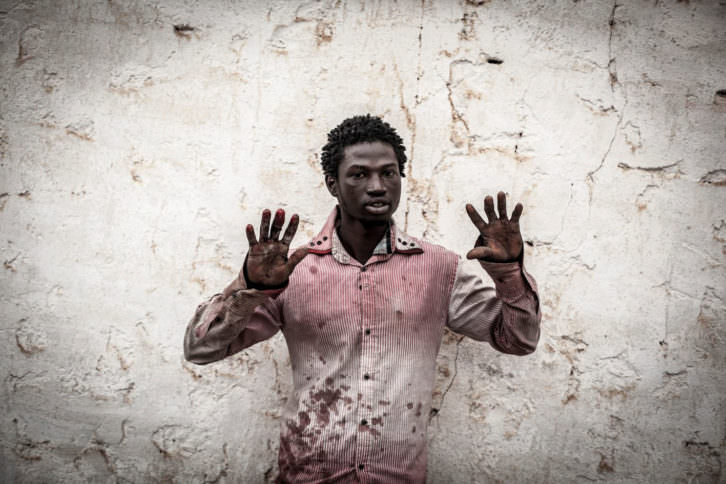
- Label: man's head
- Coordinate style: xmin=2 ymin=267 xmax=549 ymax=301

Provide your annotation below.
xmin=321 ymin=115 xmax=407 ymax=225
xmin=320 ymin=114 xmax=407 ymax=180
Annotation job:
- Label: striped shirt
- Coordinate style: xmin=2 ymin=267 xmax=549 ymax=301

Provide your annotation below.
xmin=184 ymin=207 xmax=541 ymax=483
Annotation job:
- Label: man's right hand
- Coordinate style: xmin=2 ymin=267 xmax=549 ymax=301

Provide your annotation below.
xmin=242 ymin=208 xmax=309 ymax=288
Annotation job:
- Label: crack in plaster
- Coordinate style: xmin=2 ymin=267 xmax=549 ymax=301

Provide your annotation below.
xmin=445 ymin=59 xmax=473 ymax=149
xmin=617 ymin=161 xmax=682 ymax=173
xmin=606 ymin=1 xmax=620 ymax=92
xmin=402 ymin=0 xmax=425 ymax=233
xmin=586 ymin=1 xmax=627 ymax=202
xmin=699 ymin=169 xmax=726 ymax=186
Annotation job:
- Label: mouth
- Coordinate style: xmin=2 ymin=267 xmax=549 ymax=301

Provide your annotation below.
xmin=364 ymin=201 xmax=390 ymax=214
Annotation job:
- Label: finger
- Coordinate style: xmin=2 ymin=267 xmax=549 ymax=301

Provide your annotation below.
xmin=245 ymin=224 xmax=258 ymax=246
xmin=483 ymin=195 xmax=497 ymax=224
xmin=497 ymin=191 xmax=507 ymax=220
xmin=281 ymin=213 xmax=300 ymax=245
xmin=269 ymin=208 xmax=285 ymax=240
xmin=465 ymin=204 xmax=488 ymax=233
xmin=259 ymin=209 xmax=271 ymax=241
xmin=510 ymin=203 xmax=523 ymax=223
xmin=466 ymin=247 xmax=494 ymax=260
xmin=285 ymin=247 xmax=309 ymax=273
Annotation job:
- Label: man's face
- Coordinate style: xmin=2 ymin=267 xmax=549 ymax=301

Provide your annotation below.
xmin=326 ymin=141 xmax=402 ymax=225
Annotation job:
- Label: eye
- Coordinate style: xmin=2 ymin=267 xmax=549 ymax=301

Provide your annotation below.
xmin=351 ymin=171 xmax=366 ymax=179
xmin=383 ymin=169 xmax=397 ymax=177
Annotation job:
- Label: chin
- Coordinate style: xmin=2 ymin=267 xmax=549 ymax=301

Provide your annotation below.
xmin=359 ymin=209 xmax=396 ymax=225
xmin=361 ymin=217 xmax=391 ymax=226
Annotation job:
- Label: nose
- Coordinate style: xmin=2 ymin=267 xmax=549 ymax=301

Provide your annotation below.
xmin=366 ymin=173 xmax=386 ymax=194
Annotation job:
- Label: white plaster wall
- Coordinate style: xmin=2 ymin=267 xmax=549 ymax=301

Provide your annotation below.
xmin=1 ymin=0 xmax=724 ymax=482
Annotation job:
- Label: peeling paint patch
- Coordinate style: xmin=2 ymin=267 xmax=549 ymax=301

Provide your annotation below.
xmin=173 ymin=24 xmax=196 ymax=39
xmin=698 ymin=169 xmax=726 ymax=186
xmin=65 ymin=120 xmax=95 ymax=141
xmin=315 ymin=22 xmax=334 ymax=46
xmin=151 ymin=425 xmax=198 ymax=458
xmin=15 ymin=319 xmax=47 ymax=355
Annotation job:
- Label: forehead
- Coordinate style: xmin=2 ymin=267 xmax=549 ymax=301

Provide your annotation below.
xmin=342 ymin=141 xmax=396 ymax=165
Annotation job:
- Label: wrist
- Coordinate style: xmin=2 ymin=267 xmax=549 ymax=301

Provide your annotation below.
xmin=223 ymin=276 xmax=245 ymax=299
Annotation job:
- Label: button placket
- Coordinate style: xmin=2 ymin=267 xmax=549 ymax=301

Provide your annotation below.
xmin=357 ymin=265 xmax=377 ymax=466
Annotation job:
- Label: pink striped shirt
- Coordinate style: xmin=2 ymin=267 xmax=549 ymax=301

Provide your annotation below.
xmin=184 ymin=208 xmax=541 ymax=483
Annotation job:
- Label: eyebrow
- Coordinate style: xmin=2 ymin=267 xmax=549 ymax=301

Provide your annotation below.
xmin=347 ymin=163 xmax=398 ymax=171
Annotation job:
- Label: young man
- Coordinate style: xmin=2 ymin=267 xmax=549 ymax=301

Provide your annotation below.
xmin=184 ymin=115 xmax=540 ymax=483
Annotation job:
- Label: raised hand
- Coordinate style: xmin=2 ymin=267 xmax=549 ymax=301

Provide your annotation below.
xmin=465 ymin=192 xmax=524 ymax=263
xmin=243 ymin=208 xmax=309 ymax=287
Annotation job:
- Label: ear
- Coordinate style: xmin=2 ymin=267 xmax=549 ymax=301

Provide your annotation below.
xmin=325 ymin=174 xmax=338 ymax=198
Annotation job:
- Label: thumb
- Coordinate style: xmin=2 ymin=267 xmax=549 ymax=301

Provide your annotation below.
xmin=466 ymin=247 xmax=494 ymax=260
xmin=285 ymin=247 xmax=309 ymax=273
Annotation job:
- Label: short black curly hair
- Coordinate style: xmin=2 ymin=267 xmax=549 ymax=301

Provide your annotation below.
xmin=320 ymin=114 xmax=407 ymax=179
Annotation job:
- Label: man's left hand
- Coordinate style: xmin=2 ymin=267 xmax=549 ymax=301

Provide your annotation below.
xmin=465 ymin=191 xmax=524 ymax=263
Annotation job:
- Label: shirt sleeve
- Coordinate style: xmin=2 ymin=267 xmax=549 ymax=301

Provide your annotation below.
xmin=183 ymin=274 xmax=285 ymax=365
xmin=446 ymin=256 xmax=541 ymax=355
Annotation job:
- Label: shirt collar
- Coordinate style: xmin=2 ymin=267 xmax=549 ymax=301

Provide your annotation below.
xmin=306 ymin=207 xmax=423 ymax=262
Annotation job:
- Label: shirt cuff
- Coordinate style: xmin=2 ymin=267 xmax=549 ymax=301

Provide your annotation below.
xmin=478 ymin=260 xmax=527 ymax=300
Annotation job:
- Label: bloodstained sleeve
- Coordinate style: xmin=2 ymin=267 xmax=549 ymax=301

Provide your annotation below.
xmin=183 ymin=274 xmax=285 ymax=365
xmin=446 ymin=257 xmax=541 ymax=355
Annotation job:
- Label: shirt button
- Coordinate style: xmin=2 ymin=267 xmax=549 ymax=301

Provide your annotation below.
xmin=361 ymin=419 xmax=368 ymax=425
xmin=358 ymin=464 xmax=365 ymax=470
xmin=365 ymin=329 xmax=371 ymax=335
xmin=363 ymin=374 xmax=370 ymax=380
xmin=360 ymin=266 xmax=367 ymax=272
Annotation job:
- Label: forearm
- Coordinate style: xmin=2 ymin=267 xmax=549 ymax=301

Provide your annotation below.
xmin=480 ymin=260 xmax=541 ymax=355
xmin=447 ymin=258 xmax=541 ymax=355
xmin=183 ymin=276 xmax=283 ymax=364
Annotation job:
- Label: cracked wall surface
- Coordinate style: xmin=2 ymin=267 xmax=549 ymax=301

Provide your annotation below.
xmin=1 ymin=0 xmax=725 ymax=482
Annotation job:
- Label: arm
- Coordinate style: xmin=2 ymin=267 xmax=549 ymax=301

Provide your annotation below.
xmin=447 ymin=257 xmax=540 ymax=355
xmin=183 ymin=276 xmax=285 ymax=364
xmin=446 ymin=191 xmax=541 ymax=355
xmin=183 ymin=208 xmax=308 ymax=365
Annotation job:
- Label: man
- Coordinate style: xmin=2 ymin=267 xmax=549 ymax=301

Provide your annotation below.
xmin=184 ymin=115 xmax=540 ymax=483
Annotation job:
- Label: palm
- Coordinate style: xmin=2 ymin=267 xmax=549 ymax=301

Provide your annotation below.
xmin=465 ymin=192 xmax=524 ymax=263
xmin=247 ymin=241 xmax=293 ymax=286
xmin=243 ymin=209 xmax=308 ymax=287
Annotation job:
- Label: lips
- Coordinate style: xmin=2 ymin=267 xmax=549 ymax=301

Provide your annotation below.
xmin=364 ymin=200 xmax=390 ymax=214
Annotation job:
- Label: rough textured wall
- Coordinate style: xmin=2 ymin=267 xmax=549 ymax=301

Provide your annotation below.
xmin=1 ymin=0 xmax=724 ymax=482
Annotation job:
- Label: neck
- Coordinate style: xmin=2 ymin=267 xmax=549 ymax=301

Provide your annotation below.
xmin=337 ymin=212 xmax=390 ymax=264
